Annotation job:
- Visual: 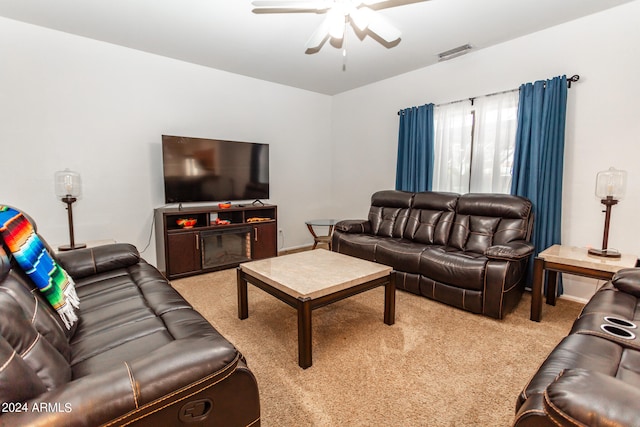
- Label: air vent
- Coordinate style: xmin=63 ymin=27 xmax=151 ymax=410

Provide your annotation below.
xmin=438 ymin=43 xmax=473 ymax=61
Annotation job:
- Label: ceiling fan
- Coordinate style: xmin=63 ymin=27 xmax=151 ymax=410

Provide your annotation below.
xmin=251 ymin=0 xmax=417 ymax=52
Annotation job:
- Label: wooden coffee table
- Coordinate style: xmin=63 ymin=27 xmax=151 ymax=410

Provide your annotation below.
xmin=236 ymin=249 xmax=395 ymax=369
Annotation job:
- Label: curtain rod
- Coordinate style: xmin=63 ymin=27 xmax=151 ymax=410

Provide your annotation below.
xmin=398 ymin=74 xmax=580 ymax=114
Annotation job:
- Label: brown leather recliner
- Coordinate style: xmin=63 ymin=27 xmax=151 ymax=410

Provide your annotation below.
xmin=0 ymin=213 xmax=260 ymax=426
xmin=514 ymin=268 xmax=640 ymax=426
xmin=332 ymin=190 xmax=534 ymax=319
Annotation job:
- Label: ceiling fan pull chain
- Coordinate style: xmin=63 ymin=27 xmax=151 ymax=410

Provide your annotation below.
xmin=342 ymin=16 xmax=348 ymax=71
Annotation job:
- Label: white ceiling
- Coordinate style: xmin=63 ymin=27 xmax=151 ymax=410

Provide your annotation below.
xmin=0 ymin=0 xmax=633 ymax=95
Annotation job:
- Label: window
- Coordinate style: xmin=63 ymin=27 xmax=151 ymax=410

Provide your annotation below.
xmin=432 ymin=91 xmax=519 ymax=194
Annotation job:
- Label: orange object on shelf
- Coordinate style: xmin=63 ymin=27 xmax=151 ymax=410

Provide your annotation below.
xmin=176 ymin=218 xmax=197 ymax=228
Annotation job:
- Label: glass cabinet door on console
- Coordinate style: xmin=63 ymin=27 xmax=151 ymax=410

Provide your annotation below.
xmin=201 ymin=227 xmax=252 ymax=270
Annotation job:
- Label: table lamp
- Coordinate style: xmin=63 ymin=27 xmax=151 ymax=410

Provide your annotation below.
xmin=55 ymin=169 xmax=86 ymax=251
xmin=588 ymin=167 xmax=626 ymax=258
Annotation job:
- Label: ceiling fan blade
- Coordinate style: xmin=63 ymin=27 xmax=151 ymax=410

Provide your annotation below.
xmin=366 ymin=10 xmax=401 ymax=42
xmin=252 ymin=1 xmax=330 ymax=11
xmin=349 ymin=8 xmax=370 ymax=32
xmin=305 ymin=15 xmax=332 ymax=50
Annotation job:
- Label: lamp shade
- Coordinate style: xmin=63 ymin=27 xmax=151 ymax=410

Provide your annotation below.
xmin=55 ymin=169 xmax=82 ymax=198
xmin=595 ymin=167 xmax=626 ymax=200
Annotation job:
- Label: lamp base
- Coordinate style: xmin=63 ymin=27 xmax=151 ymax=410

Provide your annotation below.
xmin=588 ymin=248 xmax=621 ymax=259
xmin=58 ymin=243 xmax=87 ymax=252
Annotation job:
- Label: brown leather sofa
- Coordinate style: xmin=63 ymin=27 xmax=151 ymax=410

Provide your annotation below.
xmin=514 ymin=268 xmax=640 ymax=426
xmin=0 ymin=214 xmax=260 ymax=426
xmin=331 ymin=190 xmax=534 ymax=319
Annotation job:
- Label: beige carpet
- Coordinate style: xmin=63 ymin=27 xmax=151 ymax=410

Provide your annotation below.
xmin=172 ymin=268 xmax=582 ymax=427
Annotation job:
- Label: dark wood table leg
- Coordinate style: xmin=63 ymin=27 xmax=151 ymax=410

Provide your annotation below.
xmin=546 ymin=270 xmax=558 ymax=306
xmin=297 ymin=298 xmax=312 ymax=369
xmin=384 ymin=272 xmax=396 ymax=325
xmin=237 ymin=268 xmax=249 ymax=320
xmin=530 ymin=257 xmax=544 ymax=322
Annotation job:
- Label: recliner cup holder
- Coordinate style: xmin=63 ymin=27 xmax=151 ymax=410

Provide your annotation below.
xmin=604 ymin=316 xmax=637 ymax=329
xmin=600 ymin=323 xmax=636 ymax=340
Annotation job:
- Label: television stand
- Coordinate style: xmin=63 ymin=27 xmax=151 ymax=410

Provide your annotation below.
xmin=154 ymin=203 xmax=277 ymax=280
xmin=252 ymin=199 xmax=265 ymax=206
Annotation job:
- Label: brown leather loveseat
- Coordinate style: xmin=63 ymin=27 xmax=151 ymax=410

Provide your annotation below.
xmin=332 ymin=190 xmax=534 ymax=319
xmin=0 ymin=212 xmax=260 ymax=426
xmin=514 ymin=268 xmax=640 ymax=426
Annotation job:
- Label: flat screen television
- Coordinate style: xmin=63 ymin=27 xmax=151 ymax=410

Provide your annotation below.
xmin=162 ymin=135 xmax=269 ymax=204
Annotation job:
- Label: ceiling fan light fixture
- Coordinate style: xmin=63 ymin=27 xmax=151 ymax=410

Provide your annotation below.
xmin=253 ymin=0 xmax=407 ymax=52
xmin=328 ymin=8 xmax=346 ymax=39
xmin=438 ymin=43 xmax=473 ymax=61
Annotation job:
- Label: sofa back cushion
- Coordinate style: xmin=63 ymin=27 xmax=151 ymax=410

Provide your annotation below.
xmin=0 ymin=249 xmax=72 ymax=407
xmin=449 ymin=193 xmax=533 ymax=253
xmin=368 ymin=190 xmax=414 ymax=238
xmin=404 ymin=192 xmax=459 ymax=245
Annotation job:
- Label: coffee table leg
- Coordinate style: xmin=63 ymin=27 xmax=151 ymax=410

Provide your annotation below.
xmin=531 ymin=257 xmax=544 ymax=322
xmin=384 ymin=272 xmax=396 ymax=325
xmin=297 ymin=298 xmax=312 ymax=369
xmin=546 ymin=271 xmax=558 ymax=306
xmin=237 ymin=268 xmax=249 ymax=320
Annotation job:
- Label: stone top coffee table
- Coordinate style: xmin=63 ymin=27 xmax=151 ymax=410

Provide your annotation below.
xmin=237 ymin=249 xmax=395 ymax=369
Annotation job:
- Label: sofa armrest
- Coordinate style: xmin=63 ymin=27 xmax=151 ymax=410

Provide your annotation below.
xmin=0 ymin=337 xmax=244 ymax=426
xmin=484 ymin=241 xmax=534 ymax=261
xmin=56 ymin=243 xmax=140 ymax=279
xmin=543 ymin=369 xmax=640 ymax=427
xmin=611 ymin=268 xmax=640 ymax=297
xmin=335 ymin=219 xmax=371 ymax=234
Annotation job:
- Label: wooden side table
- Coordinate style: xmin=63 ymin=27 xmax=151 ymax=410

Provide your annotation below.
xmin=531 ymin=244 xmax=638 ymax=321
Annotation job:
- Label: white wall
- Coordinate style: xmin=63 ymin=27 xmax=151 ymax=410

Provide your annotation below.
xmin=0 ymin=17 xmax=333 ymax=264
xmin=2 ymin=3 xmax=639 ymax=301
xmin=330 ymin=1 xmax=640 ymax=301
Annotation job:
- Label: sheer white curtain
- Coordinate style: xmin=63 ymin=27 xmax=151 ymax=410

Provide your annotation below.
xmin=432 ymin=102 xmax=474 ymax=193
xmin=432 ymin=90 xmax=519 ymax=194
xmin=470 ymin=91 xmax=519 ymax=193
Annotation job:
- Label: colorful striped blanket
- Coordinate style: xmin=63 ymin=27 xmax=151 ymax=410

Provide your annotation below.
xmin=0 ymin=206 xmax=79 ymax=329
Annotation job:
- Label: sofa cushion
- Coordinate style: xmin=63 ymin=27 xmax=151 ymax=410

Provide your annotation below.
xmin=612 ymin=268 xmax=640 ymax=297
xmin=420 ymin=247 xmax=487 ymax=290
xmin=56 ymin=243 xmax=140 ymax=280
xmin=448 ymin=214 xmax=501 ymax=252
xmin=448 ymin=193 xmax=532 ymax=253
xmin=69 ymin=260 xmax=211 ymax=378
xmin=375 ymin=239 xmax=429 ymax=274
xmin=0 ymin=290 xmax=72 ymax=390
xmin=333 ymin=233 xmax=379 ymax=261
xmin=578 ymin=282 xmax=640 ymax=323
xmin=369 ymin=190 xmax=414 ymax=238
xmin=404 ymin=192 xmax=458 ymax=244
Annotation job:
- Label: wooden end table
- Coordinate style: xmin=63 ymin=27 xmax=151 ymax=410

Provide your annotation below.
xmin=237 ymin=249 xmax=395 ymax=369
xmin=531 ymin=244 xmax=638 ymax=321
xmin=305 ymin=219 xmax=337 ymax=250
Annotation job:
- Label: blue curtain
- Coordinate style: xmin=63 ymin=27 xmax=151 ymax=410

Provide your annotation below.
xmin=395 ymin=104 xmax=434 ymax=192
xmin=511 ymin=75 xmax=568 ymax=295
